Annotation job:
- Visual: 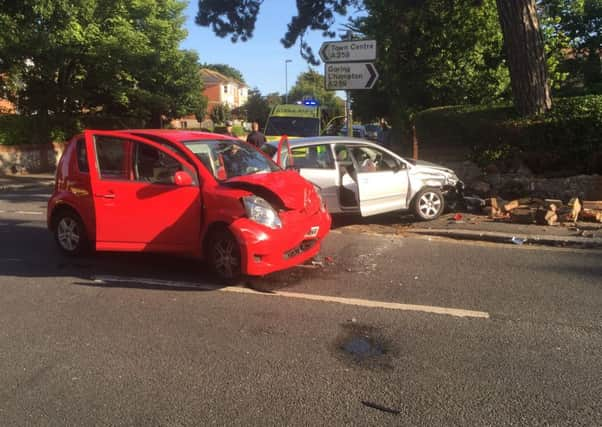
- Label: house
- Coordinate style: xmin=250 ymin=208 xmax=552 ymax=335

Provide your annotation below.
xmin=171 ymin=68 xmax=249 ymax=129
xmin=201 ymin=68 xmax=248 ymax=113
xmin=0 ymin=98 xmax=15 ymax=114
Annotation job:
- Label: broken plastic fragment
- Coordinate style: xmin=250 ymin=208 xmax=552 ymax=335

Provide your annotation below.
xmin=511 ymin=236 xmax=526 ymax=245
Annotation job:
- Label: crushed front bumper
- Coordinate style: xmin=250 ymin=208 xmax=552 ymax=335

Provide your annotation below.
xmin=229 ymin=209 xmax=332 ymax=276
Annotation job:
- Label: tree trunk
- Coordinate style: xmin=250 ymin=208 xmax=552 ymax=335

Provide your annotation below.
xmin=150 ymin=111 xmax=163 ymax=128
xmin=496 ymin=0 xmax=552 ymax=116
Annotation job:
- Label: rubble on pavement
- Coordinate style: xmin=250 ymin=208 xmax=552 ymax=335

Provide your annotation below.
xmin=484 ymin=196 xmax=602 ymax=226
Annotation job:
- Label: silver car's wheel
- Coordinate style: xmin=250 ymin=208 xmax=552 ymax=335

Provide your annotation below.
xmin=413 ymin=188 xmax=444 ymax=220
xmin=54 ymin=212 xmax=88 ymax=255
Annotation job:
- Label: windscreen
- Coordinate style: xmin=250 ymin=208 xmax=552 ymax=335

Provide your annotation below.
xmin=265 ymin=117 xmax=320 ymax=137
xmin=183 ymin=139 xmax=279 ymax=181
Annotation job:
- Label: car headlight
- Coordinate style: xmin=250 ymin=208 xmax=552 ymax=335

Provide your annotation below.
xmin=447 ymin=175 xmax=459 ymax=186
xmin=242 ymin=196 xmax=282 ymax=229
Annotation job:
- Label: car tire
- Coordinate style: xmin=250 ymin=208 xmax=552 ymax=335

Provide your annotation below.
xmin=53 ymin=210 xmax=89 ymax=256
xmin=208 ymin=229 xmax=242 ymax=283
xmin=412 ymin=188 xmax=445 ymax=221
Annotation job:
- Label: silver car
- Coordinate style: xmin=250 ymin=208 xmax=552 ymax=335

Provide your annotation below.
xmin=265 ymin=136 xmax=462 ymax=220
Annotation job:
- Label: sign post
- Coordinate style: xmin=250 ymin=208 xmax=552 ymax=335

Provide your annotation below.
xmin=320 ymin=38 xmax=379 ymax=137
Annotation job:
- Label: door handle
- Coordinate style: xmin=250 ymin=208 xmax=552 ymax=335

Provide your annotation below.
xmin=95 ymin=193 xmax=116 ymax=199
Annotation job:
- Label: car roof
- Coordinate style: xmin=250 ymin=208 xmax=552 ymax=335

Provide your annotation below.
xmin=121 ymin=129 xmax=236 ymax=142
xmin=267 ymin=136 xmax=374 ymax=148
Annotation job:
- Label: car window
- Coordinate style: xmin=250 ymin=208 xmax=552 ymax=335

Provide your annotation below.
xmin=351 ymin=146 xmax=401 ymax=173
xmin=183 ymin=139 xmax=279 ymax=180
xmin=129 ymin=133 xmax=190 ymax=161
xmin=76 ymin=138 xmax=89 ymax=173
xmin=94 ymin=136 xmax=130 ymax=180
xmin=291 ymin=145 xmax=334 ymax=169
xmin=133 ymin=143 xmax=190 ymax=185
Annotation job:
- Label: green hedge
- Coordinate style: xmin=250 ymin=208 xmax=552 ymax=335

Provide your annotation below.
xmin=213 ymin=125 xmax=246 ymax=137
xmin=415 ymin=95 xmax=602 ymax=175
xmin=0 ymin=115 xmax=36 ymax=145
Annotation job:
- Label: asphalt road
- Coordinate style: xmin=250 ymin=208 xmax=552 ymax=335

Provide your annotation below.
xmin=1 ymin=187 xmax=601 ymax=426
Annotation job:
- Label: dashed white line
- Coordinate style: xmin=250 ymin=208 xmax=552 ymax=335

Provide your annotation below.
xmin=14 ymin=211 xmax=43 ymax=215
xmin=92 ymin=275 xmax=490 ymax=319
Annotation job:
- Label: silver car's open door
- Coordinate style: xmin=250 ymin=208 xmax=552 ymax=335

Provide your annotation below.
xmin=352 ymin=146 xmax=409 ymax=217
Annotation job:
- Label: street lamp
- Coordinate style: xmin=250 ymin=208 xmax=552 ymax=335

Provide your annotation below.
xmin=285 ymin=59 xmax=292 ymax=104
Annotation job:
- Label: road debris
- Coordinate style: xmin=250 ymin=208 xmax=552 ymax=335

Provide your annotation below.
xmin=361 ymin=400 xmax=401 ymax=415
xmin=511 ymin=236 xmax=526 ymax=245
xmin=483 ymin=197 xmax=602 ymax=226
xmin=580 ymin=201 xmax=602 ymax=223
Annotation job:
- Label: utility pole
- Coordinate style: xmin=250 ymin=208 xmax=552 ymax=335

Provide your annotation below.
xmin=285 ymin=59 xmax=292 ymax=104
xmin=346 ymin=91 xmax=352 ymax=137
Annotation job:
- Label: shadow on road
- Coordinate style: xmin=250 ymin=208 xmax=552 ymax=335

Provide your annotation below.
xmin=0 ymin=217 xmax=330 ymax=292
xmin=331 ymin=212 xmax=416 ymax=230
xmin=0 ymin=187 xmax=51 ymax=205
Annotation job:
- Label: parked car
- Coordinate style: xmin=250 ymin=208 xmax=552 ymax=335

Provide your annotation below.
xmin=338 ymin=125 xmax=366 ymax=139
xmin=47 ymin=130 xmax=331 ymax=281
xmin=263 ymin=136 xmax=463 ymax=220
xmin=363 ymin=123 xmax=380 ymax=141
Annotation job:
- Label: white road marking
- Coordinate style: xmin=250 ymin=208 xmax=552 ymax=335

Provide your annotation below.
xmin=92 ymin=275 xmax=490 ymax=319
xmin=14 ymin=211 xmax=43 ymax=215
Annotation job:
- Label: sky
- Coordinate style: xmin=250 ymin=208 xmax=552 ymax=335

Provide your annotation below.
xmin=180 ymin=0 xmax=359 ymax=95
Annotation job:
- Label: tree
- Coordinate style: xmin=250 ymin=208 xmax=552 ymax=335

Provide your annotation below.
xmin=0 ymin=0 xmax=205 ymax=141
xmin=242 ymin=88 xmax=271 ymax=127
xmin=351 ymin=0 xmax=509 ymax=124
xmin=288 ymin=69 xmax=345 ymax=123
xmin=194 ymin=0 xmax=550 ymax=121
xmin=496 ymin=0 xmax=552 ymax=115
xmin=210 ymin=103 xmax=231 ymax=124
xmin=540 ymin=0 xmax=602 ymax=93
xmin=201 ymin=63 xmax=246 ymax=82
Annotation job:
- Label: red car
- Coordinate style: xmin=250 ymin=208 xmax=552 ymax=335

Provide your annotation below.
xmin=47 ymin=129 xmax=331 ymax=280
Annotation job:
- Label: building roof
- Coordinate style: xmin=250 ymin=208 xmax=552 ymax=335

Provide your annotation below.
xmin=200 ymin=68 xmax=247 ymax=88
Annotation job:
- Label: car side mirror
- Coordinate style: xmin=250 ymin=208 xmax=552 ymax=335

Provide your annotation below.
xmin=395 ymin=162 xmax=407 ymax=172
xmin=174 ymin=171 xmax=193 ymax=186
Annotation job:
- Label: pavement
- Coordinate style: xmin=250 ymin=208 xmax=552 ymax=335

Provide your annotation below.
xmin=2 ymin=172 xmax=602 ymax=249
xmin=408 ymin=212 xmax=602 ymax=249
xmin=0 ymin=172 xmax=55 ymax=192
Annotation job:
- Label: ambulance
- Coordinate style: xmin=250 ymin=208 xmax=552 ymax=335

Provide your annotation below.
xmin=264 ymin=103 xmax=321 ymax=142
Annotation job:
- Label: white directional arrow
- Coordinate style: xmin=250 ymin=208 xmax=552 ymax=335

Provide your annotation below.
xmin=324 ymin=62 xmax=379 ymax=91
xmin=319 ymin=40 xmax=377 ymax=63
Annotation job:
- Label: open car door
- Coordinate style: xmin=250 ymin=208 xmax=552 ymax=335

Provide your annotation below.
xmin=276 ymin=135 xmax=293 ymax=170
xmin=351 ymin=146 xmax=408 ymax=217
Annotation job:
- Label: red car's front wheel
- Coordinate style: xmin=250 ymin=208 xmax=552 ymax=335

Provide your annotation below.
xmin=208 ymin=230 xmax=242 ymax=283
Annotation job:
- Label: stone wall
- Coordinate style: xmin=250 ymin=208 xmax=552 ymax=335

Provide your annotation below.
xmin=0 ymin=142 xmax=66 ymax=175
xmin=443 ymin=160 xmax=602 ymax=201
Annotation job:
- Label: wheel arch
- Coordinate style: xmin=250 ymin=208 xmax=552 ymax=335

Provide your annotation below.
xmin=49 ymin=202 xmax=84 ymax=231
xmin=410 ymin=185 xmax=442 ymax=207
xmin=201 ymin=221 xmax=232 ymax=257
